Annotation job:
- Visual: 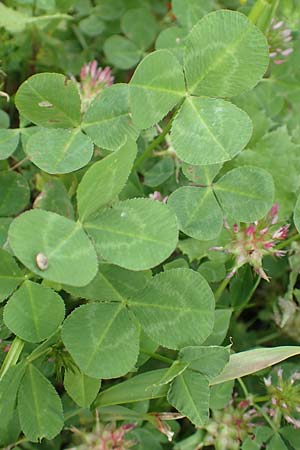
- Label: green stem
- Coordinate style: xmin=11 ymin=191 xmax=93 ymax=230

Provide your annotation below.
xmin=256 ymin=330 xmax=282 ymax=345
xmin=140 ymin=349 xmax=174 ymax=365
xmin=214 ymin=276 xmax=230 ymax=302
xmin=0 ymin=337 xmax=24 ymax=381
xmin=132 ymin=99 xmax=184 ymax=171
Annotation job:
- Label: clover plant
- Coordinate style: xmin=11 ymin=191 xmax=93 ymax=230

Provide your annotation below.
xmin=0 ymin=0 xmax=300 ymax=448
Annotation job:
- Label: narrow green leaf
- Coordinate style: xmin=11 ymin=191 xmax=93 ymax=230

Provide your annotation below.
xmin=95 ymin=369 xmax=170 ymax=407
xmin=62 ymin=303 xmax=139 ymax=378
xmin=4 ymin=281 xmax=65 ymax=343
xmin=64 ymin=367 xmax=101 ymax=408
xmin=168 ymin=371 xmax=210 ymax=426
xmin=77 ymin=138 xmax=137 ymax=222
xmin=25 ymin=128 xmax=94 ymax=174
xmin=9 ymin=209 xmax=98 ymax=286
xmin=214 ymin=166 xmax=275 ymax=222
xmin=129 ymin=268 xmax=215 ymax=349
xmin=171 ymin=96 xmax=253 ymax=165
xmin=82 ymin=84 xmax=139 ymax=151
xmin=0 ymin=171 xmax=30 ymax=217
xmin=129 ymin=49 xmax=185 ymax=129
xmin=203 ymin=309 xmax=232 ymax=346
xmin=168 ymin=186 xmax=223 ymax=240
xmin=184 ymin=10 xmax=269 ymax=97
xmin=293 ymin=192 xmax=300 ymax=234
xmin=0 ymin=248 xmax=24 ymax=303
xmin=18 ymin=364 xmax=64 ymax=442
xmin=211 ymin=346 xmax=300 ymax=385
xmin=15 ymin=73 xmax=81 ymax=128
xmin=85 ymin=198 xmax=178 ymax=270
xmin=210 ymin=380 xmax=234 ymax=410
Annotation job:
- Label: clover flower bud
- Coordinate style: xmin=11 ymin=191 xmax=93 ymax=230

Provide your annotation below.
xmin=268 ymin=19 xmax=294 ymax=65
xmin=72 ymin=60 xmax=114 ymax=113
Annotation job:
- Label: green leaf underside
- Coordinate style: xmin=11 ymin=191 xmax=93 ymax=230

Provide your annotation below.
xmin=129 ymin=49 xmax=185 ymax=129
xmin=0 ymin=130 xmax=19 ymax=160
xmin=184 ymin=10 xmax=269 ymax=97
xmin=0 ymin=248 xmax=24 ymax=303
xmin=168 ymin=186 xmax=223 ymax=240
xmin=211 ymin=346 xmax=300 ymax=385
xmin=64 ymin=263 xmax=150 ymax=302
xmin=15 ymin=73 xmax=81 ymax=128
xmin=8 ymin=209 xmax=98 ymax=286
xmin=4 ymin=281 xmax=65 ymax=343
xmin=18 ymin=364 xmax=64 ymax=442
xmin=62 ymin=303 xmax=139 ymax=378
xmin=95 ymin=369 xmax=170 ymax=407
xmin=25 ymin=128 xmax=94 ymax=174
xmin=82 ymin=84 xmax=138 ymax=151
xmin=168 ymin=370 xmax=210 ymax=426
xmin=171 ymin=96 xmax=253 ymax=165
xmin=179 ymin=346 xmax=230 ymax=379
xmin=64 ymin=367 xmax=101 ymax=408
xmin=85 ymin=198 xmax=178 ymax=271
xmin=129 ymin=268 xmax=215 ymax=349
xmin=77 ymin=138 xmax=137 ymax=222
xmin=0 ymin=171 xmax=30 ymax=217
xmin=214 ymin=166 xmax=275 ymax=222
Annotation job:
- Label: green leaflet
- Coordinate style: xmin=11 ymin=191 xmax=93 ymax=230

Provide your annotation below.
xmin=82 ymin=84 xmax=139 ymax=151
xmin=294 ymin=193 xmax=300 ymax=233
xmin=168 ymin=186 xmax=223 ymax=241
xmin=172 ymin=0 xmax=214 ymax=29
xmin=170 ymin=96 xmax=253 ymax=165
xmin=63 ymin=263 xmax=150 ymax=302
xmin=214 ymin=166 xmax=275 ymax=222
xmin=33 ymin=179 xmax=74 ymax=219
xmin=0 ymin=129 xmax=19 ymax=160
xmin=77 ymin=138 xmax=137 ymax=222
xmin=64 ymin=367 xmax=101 ymax=408
xmin=15 ymin=73 xmax=81 ymax=128
xmin=8 ymin=209 xmax=98 ymax=286
xmin=184 ymin=10 xmax=269 ymax=97
xmin=85 ymin=198 xmax=178 ymax=270
xmin=179 ymin=346 xmax=230 ymax=379
xmin=129 ymin=268 xmax=215 ymax=349
xmin=4 ymin=281 xmax=65 ymax=343
xmin=0 ymin=248 xmax=24 ymax=303
xmin=25 ymin=128 xmax=94 ymax=174
xmin=62 ymin=303 xmax=139 ymax=378
xmin=0 ymin=171 xmax=30 ymax=217
xmin=167 ymin=370 xmax=210 ymax=427
xmin=129 ymin=49 xmax=185 ymax=129
xmin=121 ymin=8 xmax=158 ymax=50
xmin=18 ymin=364 xmax=64 ymax=442
xmin=104 ymin=35 xmax=142 ymax=70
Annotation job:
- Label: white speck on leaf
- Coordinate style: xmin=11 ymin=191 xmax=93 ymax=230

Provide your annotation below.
xmin=38 ymin=101 xmax=53 ymax=108
xmin=36 ymin=253 xmax=48 ymax=270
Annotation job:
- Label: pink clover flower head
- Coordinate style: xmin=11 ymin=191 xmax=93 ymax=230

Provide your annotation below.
xmin=212 ymin=204 xmax=289 ymax=281
xmin=149 ymin=191 xmax=168 ymax=204
xmin=268 ymin=19 xmax=294 ymax=64
xmin=264 ymin=367 xmax=300 ymax=428
xmin=77 ymin=60 xmax=114 ymax=112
